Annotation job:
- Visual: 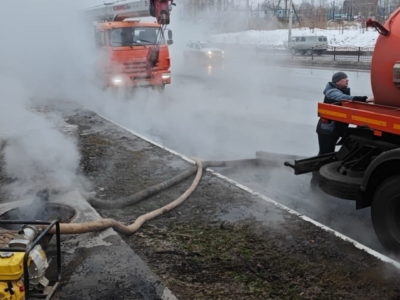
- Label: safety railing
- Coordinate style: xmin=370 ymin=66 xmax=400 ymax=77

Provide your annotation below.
xmin=324 ymin=46 xmax=374 ymax=62
xmin=255 ymin=45 xmax=374 ymax=63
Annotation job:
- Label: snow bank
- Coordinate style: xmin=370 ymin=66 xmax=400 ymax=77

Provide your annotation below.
xmin=211 ymin=27 xmax=379 ymax=48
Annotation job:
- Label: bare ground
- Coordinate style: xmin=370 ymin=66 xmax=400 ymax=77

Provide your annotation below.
xmin=1 ymin=109 xmax=400 ymax=299
xmin=69 ymin=111 xmax=400 ymax=299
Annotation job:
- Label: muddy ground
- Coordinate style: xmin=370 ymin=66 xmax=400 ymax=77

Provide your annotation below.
xmin=68 ymin=111 xmax=400 ymax=299
xmin=2 ymin=109 xmax=400 ymax=299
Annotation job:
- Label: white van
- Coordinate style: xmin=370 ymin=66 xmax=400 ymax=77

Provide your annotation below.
xmin=287 ymin=35 xmax=328 ymax=55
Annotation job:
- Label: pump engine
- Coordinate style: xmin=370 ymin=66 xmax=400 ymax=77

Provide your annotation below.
xmin=0 ymin=221 xmax=61 ymax=300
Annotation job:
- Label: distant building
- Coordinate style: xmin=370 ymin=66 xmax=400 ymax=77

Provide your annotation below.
xmin=342 ymin=0 xmax=379 ymax=18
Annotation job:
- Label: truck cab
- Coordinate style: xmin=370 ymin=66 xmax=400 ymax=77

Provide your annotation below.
xmin=95 ymin=21 xmax=171 ymax=89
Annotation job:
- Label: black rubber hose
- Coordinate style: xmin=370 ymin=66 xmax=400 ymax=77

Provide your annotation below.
xmin=89 ymin=165 xmax=197 ymax=209
xmin=89 ymin=158 xmax=258 ymax=209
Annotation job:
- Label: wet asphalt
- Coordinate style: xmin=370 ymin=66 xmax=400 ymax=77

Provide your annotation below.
xmin=92 ymin=58 xmax=382 ymax=255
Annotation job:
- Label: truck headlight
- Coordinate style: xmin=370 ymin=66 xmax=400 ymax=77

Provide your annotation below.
xmin=111 ymin=76 xmax=124 ymax=86
xmin=161 ymin=73 xmax=171 ymax=80
xmin=207 ymin=51 xmax=213 ymax=58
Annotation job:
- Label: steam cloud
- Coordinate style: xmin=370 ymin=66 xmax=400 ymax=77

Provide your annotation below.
xmin=87 ymin=3 xmax=322 ymax=160
xmin=0 ymin=1 xmax=96 ymax=199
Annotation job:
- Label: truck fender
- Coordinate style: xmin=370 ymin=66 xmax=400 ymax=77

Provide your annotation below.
xmin=358 ymin=148 xmax=400 ymax=208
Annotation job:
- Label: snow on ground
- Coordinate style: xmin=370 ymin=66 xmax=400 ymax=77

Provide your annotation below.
xmin=210 ymin=27 xmax=379 ymax=48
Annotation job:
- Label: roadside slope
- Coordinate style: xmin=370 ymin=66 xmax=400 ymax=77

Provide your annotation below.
xmin=69 ymin=110 xmax=400 ymax=299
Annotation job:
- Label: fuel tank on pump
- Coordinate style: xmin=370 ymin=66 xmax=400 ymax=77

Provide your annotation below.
xmin=370 ymin=8 xmax=400 ymax=107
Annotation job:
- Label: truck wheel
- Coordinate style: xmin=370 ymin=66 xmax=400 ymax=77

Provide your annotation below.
xmin=371 ymin=175 xmax=400 ymax=253
xmin=152 ymin=85 xmax=165 ymax=92
xmin=318 ymin=161 xmax=362 ymax=200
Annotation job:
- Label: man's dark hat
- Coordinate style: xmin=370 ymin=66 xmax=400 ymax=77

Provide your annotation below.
xmin=332 ymin=72 xmax=348 ymax=83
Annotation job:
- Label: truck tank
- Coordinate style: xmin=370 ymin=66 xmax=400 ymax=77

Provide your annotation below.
xmin=370 ymin=8 xmax=400 ymax=107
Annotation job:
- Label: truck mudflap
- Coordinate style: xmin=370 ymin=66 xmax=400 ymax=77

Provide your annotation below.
xmin=284 ymin=152 xmax=336 ymax=175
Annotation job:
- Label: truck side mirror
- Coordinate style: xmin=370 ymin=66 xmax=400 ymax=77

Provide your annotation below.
xmin=167 ymin=30 xmax=173 ymax=45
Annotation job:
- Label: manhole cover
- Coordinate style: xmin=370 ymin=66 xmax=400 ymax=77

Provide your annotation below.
xmin=0 ymin=203 xmax=75 ymax=230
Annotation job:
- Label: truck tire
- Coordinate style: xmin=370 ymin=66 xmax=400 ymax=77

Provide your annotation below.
xmin=152 ymin=85 xmax=165 ymax=92
xmin=371 ymin=175 xmax=400 ymax=253
xmin=318 ymin=161 xmax=362 ymax=200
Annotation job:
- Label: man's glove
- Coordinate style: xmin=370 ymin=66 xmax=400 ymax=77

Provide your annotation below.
xmin=352 ymin=96 xmax=368 ymax=102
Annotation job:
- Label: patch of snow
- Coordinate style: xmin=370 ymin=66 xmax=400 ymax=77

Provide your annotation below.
xmin=210 ymin=27 xmax=378 ymax=48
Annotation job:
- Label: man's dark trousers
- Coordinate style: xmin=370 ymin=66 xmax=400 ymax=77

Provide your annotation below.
xmin=318 ymin=133 xmax=338 ymax=155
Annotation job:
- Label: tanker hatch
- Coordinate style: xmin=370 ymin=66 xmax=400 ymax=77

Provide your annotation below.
xmin=393 ymin=62 xmax=400 ymax=87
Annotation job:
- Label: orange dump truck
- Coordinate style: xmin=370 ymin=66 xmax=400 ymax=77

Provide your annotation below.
xmin=88 ymin=0 xmax=174 ymax=89
xmin=287 ymin=9 xmax=400 ymax=252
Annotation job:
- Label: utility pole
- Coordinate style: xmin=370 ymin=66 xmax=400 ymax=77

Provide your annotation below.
xmin=285 ymin=0 xmax=288 ymax=16
xmin=288 ymin=0 xmax=293 ymax=43
xmin=247 ymin=0 xmax=250 ymax=29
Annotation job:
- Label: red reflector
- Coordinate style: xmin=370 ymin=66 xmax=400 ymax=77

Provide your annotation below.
xmin=373 ymin=130 xmax=382 ymax=136
xmin=320 ymin=118 xmax=329 ymax=124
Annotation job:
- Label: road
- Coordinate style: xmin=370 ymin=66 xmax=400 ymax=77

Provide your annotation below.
xmin=91 ymin=58 xmax=386 ymax=254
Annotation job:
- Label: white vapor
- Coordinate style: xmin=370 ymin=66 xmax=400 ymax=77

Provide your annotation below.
xmin=0 ymin=1 xmax=98 ymax=199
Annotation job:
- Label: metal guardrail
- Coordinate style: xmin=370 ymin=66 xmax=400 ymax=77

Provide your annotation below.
xmin=324 ymin=46 xmax=373 ymax=62
xmin=255 ymin=45 xmax=374 ymax=62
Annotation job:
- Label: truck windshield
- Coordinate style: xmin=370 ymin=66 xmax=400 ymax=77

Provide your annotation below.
xmin=109 ymin=27 xmax=162 ymax=46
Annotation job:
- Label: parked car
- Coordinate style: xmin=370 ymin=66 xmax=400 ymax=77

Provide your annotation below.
xmin=287 ymin=35 xmax=328 ymax=55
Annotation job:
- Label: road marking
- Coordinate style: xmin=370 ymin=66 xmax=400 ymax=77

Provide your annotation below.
xmin=162 ymin=288 xmax=178 ymax=300
xmin=99 ymin=113 xmax=400 ymax=270
xmin=209 ymin=169 xmax=400 ymax=270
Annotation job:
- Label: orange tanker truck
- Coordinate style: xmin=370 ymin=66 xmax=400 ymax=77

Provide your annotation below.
xmin=88 ymin=0 xmax=174 ymax=90
xmin=286 ymin=9 xmax=400 ymax=253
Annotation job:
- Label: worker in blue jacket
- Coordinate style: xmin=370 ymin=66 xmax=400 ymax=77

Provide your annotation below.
xmin=316 ymin=72 xmax=370 ymax=155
